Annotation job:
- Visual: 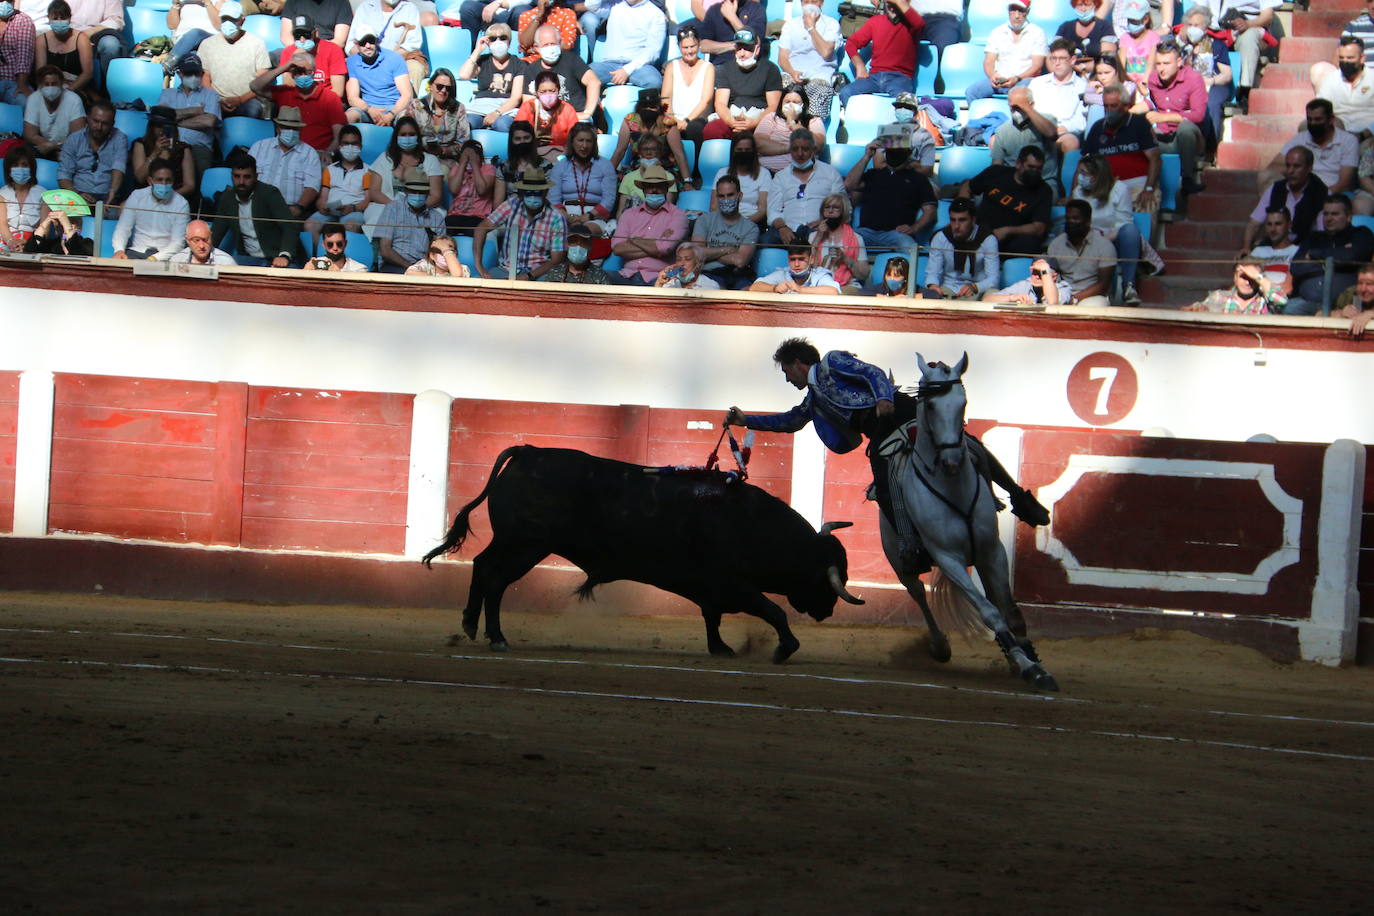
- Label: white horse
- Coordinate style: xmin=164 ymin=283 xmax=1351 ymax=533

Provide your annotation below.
xmin=878 ymin=353 xmax=1058 ymax=691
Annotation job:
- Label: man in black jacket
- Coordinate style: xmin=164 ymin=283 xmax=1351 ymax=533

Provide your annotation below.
xmin=1241 ymin=147 xmax=1327 ymax=253
xmin=211 ymin=152 xmax=300 ymax=268
xmin=1286 ymin=193 xmax=1374 ymax=314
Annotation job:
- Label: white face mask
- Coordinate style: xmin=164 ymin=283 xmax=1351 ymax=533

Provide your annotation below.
xmin=339 ymin=144 xmax=361 ymax=161
xmin=489 ymin=39 xmax=510 ymax=59
xmin=538 ymin=44 xmax=560 ymax=64
xmin=737 ymin=52 xmax=757 ymax=70
xmin=782 ymin=102 xmax=803 ymax=117
xmin=40 ymin=85 xmax=63 ymax=102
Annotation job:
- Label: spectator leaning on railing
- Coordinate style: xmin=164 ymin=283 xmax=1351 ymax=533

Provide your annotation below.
xmin=111 ymin=158 xmax=191 ymax=261
xmin=1183 ymin=257 xmax=1285 ymax=314
xmin=1285 ymin=193 xmax=1374 ymax=315
xmin=473 ymin=165 xmax=567 ymax=281
xmin=170 ymin=219 xmax=237 ymax=266
xmin=540 ymin=222 xmax=612 ymax=285
xmin=211 ymin=152 xmax=299 ymax=267
xmin=982 ymin=255 xmax=1072 ymax=305
xmin=612 ymin=164 xmax=688 ymax=285
xmin=1337 ymin=262 xmax=1374 ymax=338
xmin=748 ymin=241 xmax=841 ymax=295
xmin=1247 ymin=207 xmax=1297 ymax=295
xmin=1045 ymin=199 xmax=1115 ymax=306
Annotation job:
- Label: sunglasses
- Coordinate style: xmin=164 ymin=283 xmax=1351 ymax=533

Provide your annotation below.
xmin=429 ymin=247 xmax=445 ymax=256
xmin=1031 ymin=269 xmax=1047 ymax=277
xmin=432 ymin=83 xmax=453 ymax=91
xmin=324 ymin=239 xmax=346 ymax=248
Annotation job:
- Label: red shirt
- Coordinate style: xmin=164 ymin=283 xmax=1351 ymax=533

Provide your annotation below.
xmin=270 ymin=84 xmax=347 ymax=150
xmin=282 ymin=39 xmax=348 ymax=88
xmin=1146 ymin=65 xmax=1207 ymax=136
xmin=848 ymin=6 xmax=926 ymax=78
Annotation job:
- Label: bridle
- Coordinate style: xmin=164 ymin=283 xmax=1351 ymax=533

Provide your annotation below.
xmin=917 ymin=379 xmax=966 ymax=451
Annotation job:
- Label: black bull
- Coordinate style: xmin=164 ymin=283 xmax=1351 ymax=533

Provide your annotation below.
xmin=422 ymin=445 xmax=865 ymax=662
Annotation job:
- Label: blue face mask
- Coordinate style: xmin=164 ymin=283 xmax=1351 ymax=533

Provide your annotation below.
xmin=643 ymin=192 xmax=667 ymax=208
xmin=793 ymin=157 xmax=814 ymax=170
xmin=296 ymin=38 xmax=316 ymax=52
xmin=567 ymin=245 xmax=589 ymax=265
xmin=278 ymin=128 xmax=300 ymax=148
xmin=221 ymin=20 xmax=240 ymax=39
xmin=397 ymin=135 xmax=419 ymax=151
xmin=406 ymin=192 xmax=428 ymax=208
xmin=294 ymin=74 xmax=315 ymax=91
xmin=522 ymin=193 xmax=544 ymax=211
xmin=0 ymin=2 xmax=14 ymax=18
xmin=885 ymin=275 xmax=904 ymax=291
xmin=152 ymin=182 xmax=174 ymax=200
xmin=50 ymin=18 xmax=71 ymax=34
xmin=9 ymin=166 xmax=31 ymax=185
xmin=1075 ymin=6 xmax=1095 ymax=22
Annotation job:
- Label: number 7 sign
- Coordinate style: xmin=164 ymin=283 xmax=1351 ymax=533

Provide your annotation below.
xmin=1066 ymin=352 xmax=1139 ymax=426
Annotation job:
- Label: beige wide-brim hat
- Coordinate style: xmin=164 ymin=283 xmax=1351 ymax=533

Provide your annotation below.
xmin=512 ymin=166 xmax=553 ymax=192
xmin=274 ymin=106 xmax=306 ymax=130
xmin=634 ymin=164 xmax=674 ymax=189
xmin=402 ymin=167 xmax=430 ymax=192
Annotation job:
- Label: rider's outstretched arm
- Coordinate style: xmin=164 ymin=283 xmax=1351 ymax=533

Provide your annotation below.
xmin=739 ymin=397 xmax=814 ymax=433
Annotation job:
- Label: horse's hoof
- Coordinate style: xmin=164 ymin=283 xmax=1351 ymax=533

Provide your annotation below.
xmin=489 ymin=639 xmax=509 ymax=653
xmin=927 ymin=637 xmax=952 ymax=664
xmin=709 ymin=644 xmax=736 ymax=658
xmin=772 ymin=640 xmax=799 ymax=664
xmin=1023 ymin=664 xmax=1059 ymax=692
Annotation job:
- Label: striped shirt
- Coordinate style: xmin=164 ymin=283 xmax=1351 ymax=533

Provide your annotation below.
xmin=248 ymin=137 xmax=323 ymax=208
xmin=1343 ymin=12 xmax=1374 ymax=68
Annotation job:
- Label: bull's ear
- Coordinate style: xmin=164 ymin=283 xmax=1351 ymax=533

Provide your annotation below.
xmin=819 ymin=521 xmax=853 ymax=535
xmin=953 ymin=351 xmax=969 ymax=377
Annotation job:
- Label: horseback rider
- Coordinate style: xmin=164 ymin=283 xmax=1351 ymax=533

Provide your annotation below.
xmin=725 ymin=338 xmax=1050 ymax=550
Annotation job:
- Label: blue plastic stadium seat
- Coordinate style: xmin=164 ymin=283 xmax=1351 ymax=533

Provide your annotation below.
xmin=675 ymin=189 xmax=709 ymax=213
xmin=200 ymin=167 xmax=232 ymax=203
xmin=346 ymin=232 xmax=375 ymax=269
xmin=966 ymin=97 xmax=1010 ymax=123
xmin=936 ymin=146 xmax=991 ymax=188
xmin=36 ymin=158 xmax=58 ymax=189
xmin=695 ymin=138 xmax=731 ymax=186
xmin=964 ymin=7 xmax=1003 ymax=43
xmin=136 ymin=0 xmax=174 ymax=10
xmin=115 ymin=109 xmax=149 ymax=143
xmin=471 ymin=128 xmax=505 ymax=158
xmin=826 ymin=143 xmax=868 ymax=177
xmin=1133 ymin=209 xmax=1152 ymax=243
xmin=1001 ymin=257 xmax=1032 ymax=288
xmin=0 ymin=102 xmax=23 ymax=134
xmin=602 ymin=86 xmax=638 ymax=133
xmin=423 ymin=25 xmax=472 ymax=72
xmin=81 ymin=218 xmax=119 ymax=258
xmin=242 ymin=14 xmax=284 ymax=51
xmin=914 ymin=41 xmax=938 ymax=97
xmin=1158 ymin=152 xmax=1181 ymax=211
xmin=356 ymin=123 xmax=394 ymax=164
xmin=127 ymin=6 xmax=167 ymax=44
xmin=843 ymin=95 xmax=896 ymax=146
xmin=1059 ymin=147 xmax=1081 ymax=192
xmin=106 ymin=59 xmax=166 ymax=109
xmin=455 ymin=234 xmax=500 ymax=274
xmin=453 ymin=81 xmax=475 ymax=103
xmin=680 ymin=139 xmax=696 ymax=177
xmin=219 ymin=116 xmax=275 ymax=156
xmin=299 ymin=229 xmax=318 ymax=258
xmin=754 ymin=247 xmax=788 ymax=278
xmin=937 ymin=43 xmax=984 ymax=98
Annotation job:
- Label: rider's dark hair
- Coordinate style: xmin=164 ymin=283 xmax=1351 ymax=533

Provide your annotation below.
xmin=773 ymin=337 xmax=820 ymax=367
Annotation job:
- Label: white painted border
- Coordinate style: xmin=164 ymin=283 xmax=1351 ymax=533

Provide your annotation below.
xmin=982 ymin=426 xmax=1024 ymax=588
xmin=404 ymin=389 xmax=455 ymax=559
xmin=1301 ymin=440 xmax=1367 ymax=665
xmin=12 ymin=370 xmax=54 ymax=538
xmin=1034 ymin=455 xmax=1303 ymax=594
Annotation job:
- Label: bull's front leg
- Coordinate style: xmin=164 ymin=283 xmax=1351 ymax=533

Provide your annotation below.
xmin=736 ymin=594 xmax=801 ymax=664
xmin=700 ymin=608 xmax=735 ymax=657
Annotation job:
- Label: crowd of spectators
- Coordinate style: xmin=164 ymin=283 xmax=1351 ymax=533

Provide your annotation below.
xmin=0 ymin=0 xmax=1366 ymax=331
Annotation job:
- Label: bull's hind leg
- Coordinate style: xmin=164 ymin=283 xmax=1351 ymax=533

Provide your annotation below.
xmin=467 ymin=542 xmax=549 ymax=651
xmin=701 ymin=608 xmax=736 ymax=657
xmin=736 ymin=593 xmax=801 ymax=664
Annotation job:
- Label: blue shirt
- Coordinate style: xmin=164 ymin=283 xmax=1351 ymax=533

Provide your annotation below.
xmin=743 ymin=350 xmax=895 ymax=454
xmin=347 ymin=48 xmax=409 ymax=109
xmin=156 ymin=86 xmax=222 ymax=150
xmin=58 ymin=127 xmax=130 ymax=198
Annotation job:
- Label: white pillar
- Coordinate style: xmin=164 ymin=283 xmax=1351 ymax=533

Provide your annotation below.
xmin=1302 ymin=439 xmax=1366 ymax=665
xmin=404 ymin=389 xmax=454 ymax=559
xmin=790 ymin=430 xmax=828 ymax=530
xmin=12 ymin=370 xmax=55 ymax=537
xmin=981 ymin=425 xmax=1024 ymax=588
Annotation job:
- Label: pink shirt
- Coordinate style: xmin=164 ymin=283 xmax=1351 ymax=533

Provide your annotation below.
xmin=1147 ymin=66 xmax=1206 ymax=135
xmin=613 ymin=202 xmax=688 ymax=282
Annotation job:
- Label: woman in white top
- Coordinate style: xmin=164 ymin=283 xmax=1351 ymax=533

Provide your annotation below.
xmin=709 ymin=133 xmax=770 ymax=228
xmin=164 ymin=0 xmax=222 ymax=73
xmin=661 ymin=27 xmax=715 ymax=145
xmin=362 ymin=115 xmax=444 ymax=236
xmin=753 ymin=87 xmax=825 ymax=173
xmin=0 ymin=147 xmax=49 ymax=251
xmin=1071 ymin=153 xmax=1146 ymax=301
xmin=34 ymin=0 xmax=94 ymax=94
xmin=23 ymin=65 xmax=86 ymax=159
xmin=306 ymin=125 xmax=372 ymax=238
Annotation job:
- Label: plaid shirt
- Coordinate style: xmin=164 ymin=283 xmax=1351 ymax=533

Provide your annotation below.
xmin=487 ymin=197 xmax=567 ymax=275
xmin=0 ymin=11 xmax=36 ymax=81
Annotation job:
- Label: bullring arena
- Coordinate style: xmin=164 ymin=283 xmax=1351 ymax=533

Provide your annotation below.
xmin=1 ymin=263 xmax=1372 ymax=910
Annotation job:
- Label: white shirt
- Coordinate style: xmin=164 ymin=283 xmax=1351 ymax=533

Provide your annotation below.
xmin=24 ymin=89 xmax=85 ymax=145
xmin=348 ymin=0 xmax=423 ymax=54
xmin=1250 ymin=242 xmax=1298 ymax=285
xmin=1028 ymin=71 xmax=1087 ymax=135
xmin=601 ymin=0 xmax=668 ymax=75
xmin=766 ymin=160 xmax=845 ymax=228
xmin=985 ymin=22 xmax=1047 ymax=80
xmin=912 ymin=0 xmax=962 ymax=17
xmin=238 ymin=197 xmax=264 ymax=257
xmin=1078 ymin=180 xmax=1135 ymax=234
xmin=248 ymin=136 xmax=323 ymax=207
xmin=1317 ymin=68 xmax=1374 ymax=136
xmin=778 ymin=13 xmax=843 ymax=80
xmin=112 ymin=186 xmax=191 ymax=260
xmin=170 ymin=246 xmax=238 ymax=265
xmin=172 ymin=0 xmax=215 ymax=40
xmin=1 ymin=183 xmax=48 ymax=235
xmin=712 ymin=166 xmax=772 ymax=220
xmin=1280 ymin=128 xmax=1360 ymax=189
xmin=18 ymin=0 xmax=48 ymax=31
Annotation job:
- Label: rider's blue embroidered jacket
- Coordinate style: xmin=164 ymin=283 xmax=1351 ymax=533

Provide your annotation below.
xmin=743 ymin=351 xmax=895 ymax=454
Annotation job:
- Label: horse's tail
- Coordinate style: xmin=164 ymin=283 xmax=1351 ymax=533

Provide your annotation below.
xmin=927 ymin=568 xmax=987 ymax=640
xmin=421 ymin=445 xmax=525 ymax=568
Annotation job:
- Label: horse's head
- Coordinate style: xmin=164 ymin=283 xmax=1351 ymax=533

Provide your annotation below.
xmin=914 ymin=352 xmax=969 ymax=474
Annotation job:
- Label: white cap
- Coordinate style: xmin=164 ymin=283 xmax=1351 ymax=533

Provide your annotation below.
xmin=220 ymin=0 xmax=244 ymax=19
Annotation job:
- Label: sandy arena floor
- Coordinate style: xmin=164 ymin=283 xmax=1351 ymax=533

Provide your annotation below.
xmin=2 ymin=591 xmax=1372 ymax=913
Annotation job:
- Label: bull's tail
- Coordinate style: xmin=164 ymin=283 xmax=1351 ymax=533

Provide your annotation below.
xmin=421 ymin=445 xmax=526 ymax=568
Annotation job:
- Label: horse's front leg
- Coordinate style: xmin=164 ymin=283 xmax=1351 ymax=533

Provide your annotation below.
xmin=879 ymin=513 xmax=949 ymax=662
xmin=973 ymin=544 xmax=1058 ymax=692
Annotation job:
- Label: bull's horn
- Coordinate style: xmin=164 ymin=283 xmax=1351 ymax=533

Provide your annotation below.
xmin=818 ymin=521 xmax=853 ymax=536
xmin=828 ymin=566 xmax=865 ymax=605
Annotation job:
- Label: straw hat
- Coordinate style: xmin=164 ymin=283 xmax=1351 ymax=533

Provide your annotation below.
xmin=512 ymin=166 xmax=552 ymax=192
xmin=274 ymin=106 xmax=306 ymax=130
xmin=634 ymin=164 xmax=674 ymax=189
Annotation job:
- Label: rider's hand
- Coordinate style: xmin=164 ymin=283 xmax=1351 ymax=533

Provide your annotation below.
xmin=875 ymin=398 xmax=894 ymax=418
xmin=725 ymin=406 xmax=746 ymax=426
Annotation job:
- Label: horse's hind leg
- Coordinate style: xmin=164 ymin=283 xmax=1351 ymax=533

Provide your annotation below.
xmin=910 ymin=578 xmax=950 ymax=663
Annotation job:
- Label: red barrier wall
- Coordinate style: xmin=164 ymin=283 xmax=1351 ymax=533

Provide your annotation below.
xmin=0 ymin=371 xmax=18 ymax=533
xmin=241 ymin=387 xmax=412 ymax=554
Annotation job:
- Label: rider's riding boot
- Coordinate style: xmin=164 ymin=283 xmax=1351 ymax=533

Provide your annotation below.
xmin=965 ymin=436 xmax=1051 ymax=527
xmin=867 ymin=466 xmax=932 ymax=573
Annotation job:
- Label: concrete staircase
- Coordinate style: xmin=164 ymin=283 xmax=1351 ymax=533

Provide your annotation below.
xmin=1140 ymin=0 xmax=1359 ymax=308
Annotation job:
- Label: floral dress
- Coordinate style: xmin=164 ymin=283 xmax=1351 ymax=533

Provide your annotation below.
xmin=409 ymin=96 xmax=470 ymax=161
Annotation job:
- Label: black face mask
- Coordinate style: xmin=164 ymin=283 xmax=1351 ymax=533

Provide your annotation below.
xmin=1340 ymin=60 xmax=1364 ymax=80
xmin=885 ymin=148 xmax=910 ymax=167
xmin=824 ymin=215 xmax=842 ymax=229
xmin=1066 ymin=222 xmax=1088 ymax=242
xmin=733 ymin=149 xmax=756 ymax=165
xmin=510 ymin=141 xmax=536 ymax=162
xmin=1308 ymin=121 xmax=1331 ymax=141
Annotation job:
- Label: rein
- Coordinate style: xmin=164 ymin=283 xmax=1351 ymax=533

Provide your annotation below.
xmin=910 ymin=379 xmax=979 ymax=548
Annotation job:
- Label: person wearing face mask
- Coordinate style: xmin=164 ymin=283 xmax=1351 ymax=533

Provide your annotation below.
xmin=754 ymin=88 xmax=825 ymax=172
xmin=132 ymin=108 xmax=197 ymax=199
xmin=1310 ymin=36 xmax=1374 ymax=149
xmin=1081 ymin=83 xmax=1160 ymax=209
xmin=473 ymin=165 xmax=568 ymax=280
xmin=111 ymin=160 xmax=192 ymax=261
xmin=838 ymin=0 xmax=925 ymax=106
xmin=867 ymin=254 xmax=910 ymax=297
xmin=1263 ymin=99 xmax=1360 ymax=197
xmin=748 ymin=243 xmax=841 ymax=294
xmin=279 ymin=0 xmax=354 ymax=50
xmin=344 ymin=33 xmax=415 ymax=126
xmin=1164 ymin=8 xmax=1230 ymax=150
xmin=280 ymin=15 xmax=348 ymax=98
xmin=1054 ymin=0 xmax=1116 ymax=66
xmin=459 ymin=23 xmax=525 ymax=132
xmin=57 ymin=99 xmax=126 ymax=207
xmin=584 ymin=0 xmax=665 ymax=90
xmin=925 ymin=197 xmax=999 ymax=299
xmin=710 ymin=133 xmax=770 ymax=226
xmin=808 ymin=193 xmax=868 ymax=290
xmin=765 ymin=129 xmax=846 ymax=246
xmin=0 ymin=146 xmax=48 ymax=252
xmin=693 ymin=174 xmax=759 ymax=289
xmin=610 ymin=89 xmax=691 ymax=182
xmin=516 ymin=0 xmax=578 ymax=63
xmin=34 ymin=0 xmax=94 ymax=95
xmin=252 ymin=49 xmax=348 ymax=157
xmin=59 ymin=0 xmax=126 ymax=94
xmin=702 ymin=30 xmax=782 ymax=141
xmin=1044 ymin=200 xmax=1115 ymax=306
xmin=966 ymin=0 xmax=1046 ymax=103
xmin=210 ymin=151 xmax=299 ymax=267
xmin=612 ymin=165 xmax=688 ymax=284
xmin=1072 ymin=153 xmax=1149 ymax=303
xmin=776 ymin=0 xmax=842 ymax=119
xmin=697 ymin=0 xmax=768 ymax=66
xmin=23 ymin=64 xmax=85 ymax=159
xmin=195 ymin=1 xmax=271 ymax=119
xmin=348 ymin=0 xmax=428 ymax=95
xmin=844 ymin=131 xmax=937 ymax=256
xmin=456 ymin=0 xmax=531 ymax=50
xmin=1113 ymin=0 xmax=1158 ymax=93
xmin=549 ymin=123 xmax=617 ymax=241
xmin=517 ymin=70 xmax=580 ymax=160
xmin=523 ymin=24 xmax=601 ymax=124
xmin=540 ymin=222 xmax=611 ymax=284
xmin=958 ymin=144 xmax=1054 ymax=258
xmin=874 ymin=94 xmax=936 ymax=177
xmin=993 ymin=38 xmax=1085 ymax=180
xmin=169 ymin=219 xmax=238 ymax=265
xmin=376 ymin=167 xmax=448 ymax=272
xmin=156 ymin=54 xmax=222 ymax=178
xmin=248 ymin=107 xmax=323 ymax=220
xmin=364 ymin=114 xmax=442 ymax=227
xmin=306 ymin=125 xmax=372 ymax=236
xmin=0 ymin=0 xmax=36 ymax=105
xmin=404 ymin=232 xmax=470 ymax=277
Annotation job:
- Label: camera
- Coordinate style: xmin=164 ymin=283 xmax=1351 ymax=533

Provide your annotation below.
xmin=312 ymin=256 xmax=332 ymax=270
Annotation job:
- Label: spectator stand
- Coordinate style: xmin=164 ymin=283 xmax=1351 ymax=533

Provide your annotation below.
xmin=243 ymin=16 xmax=285 ymax=53
xmin=0 ymin=103 xmax=23 ymax=135
xmin=220 ymin=117 xmax=276 ymax=157
xmin=108 ymin=59 xmax=168 ymax=110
